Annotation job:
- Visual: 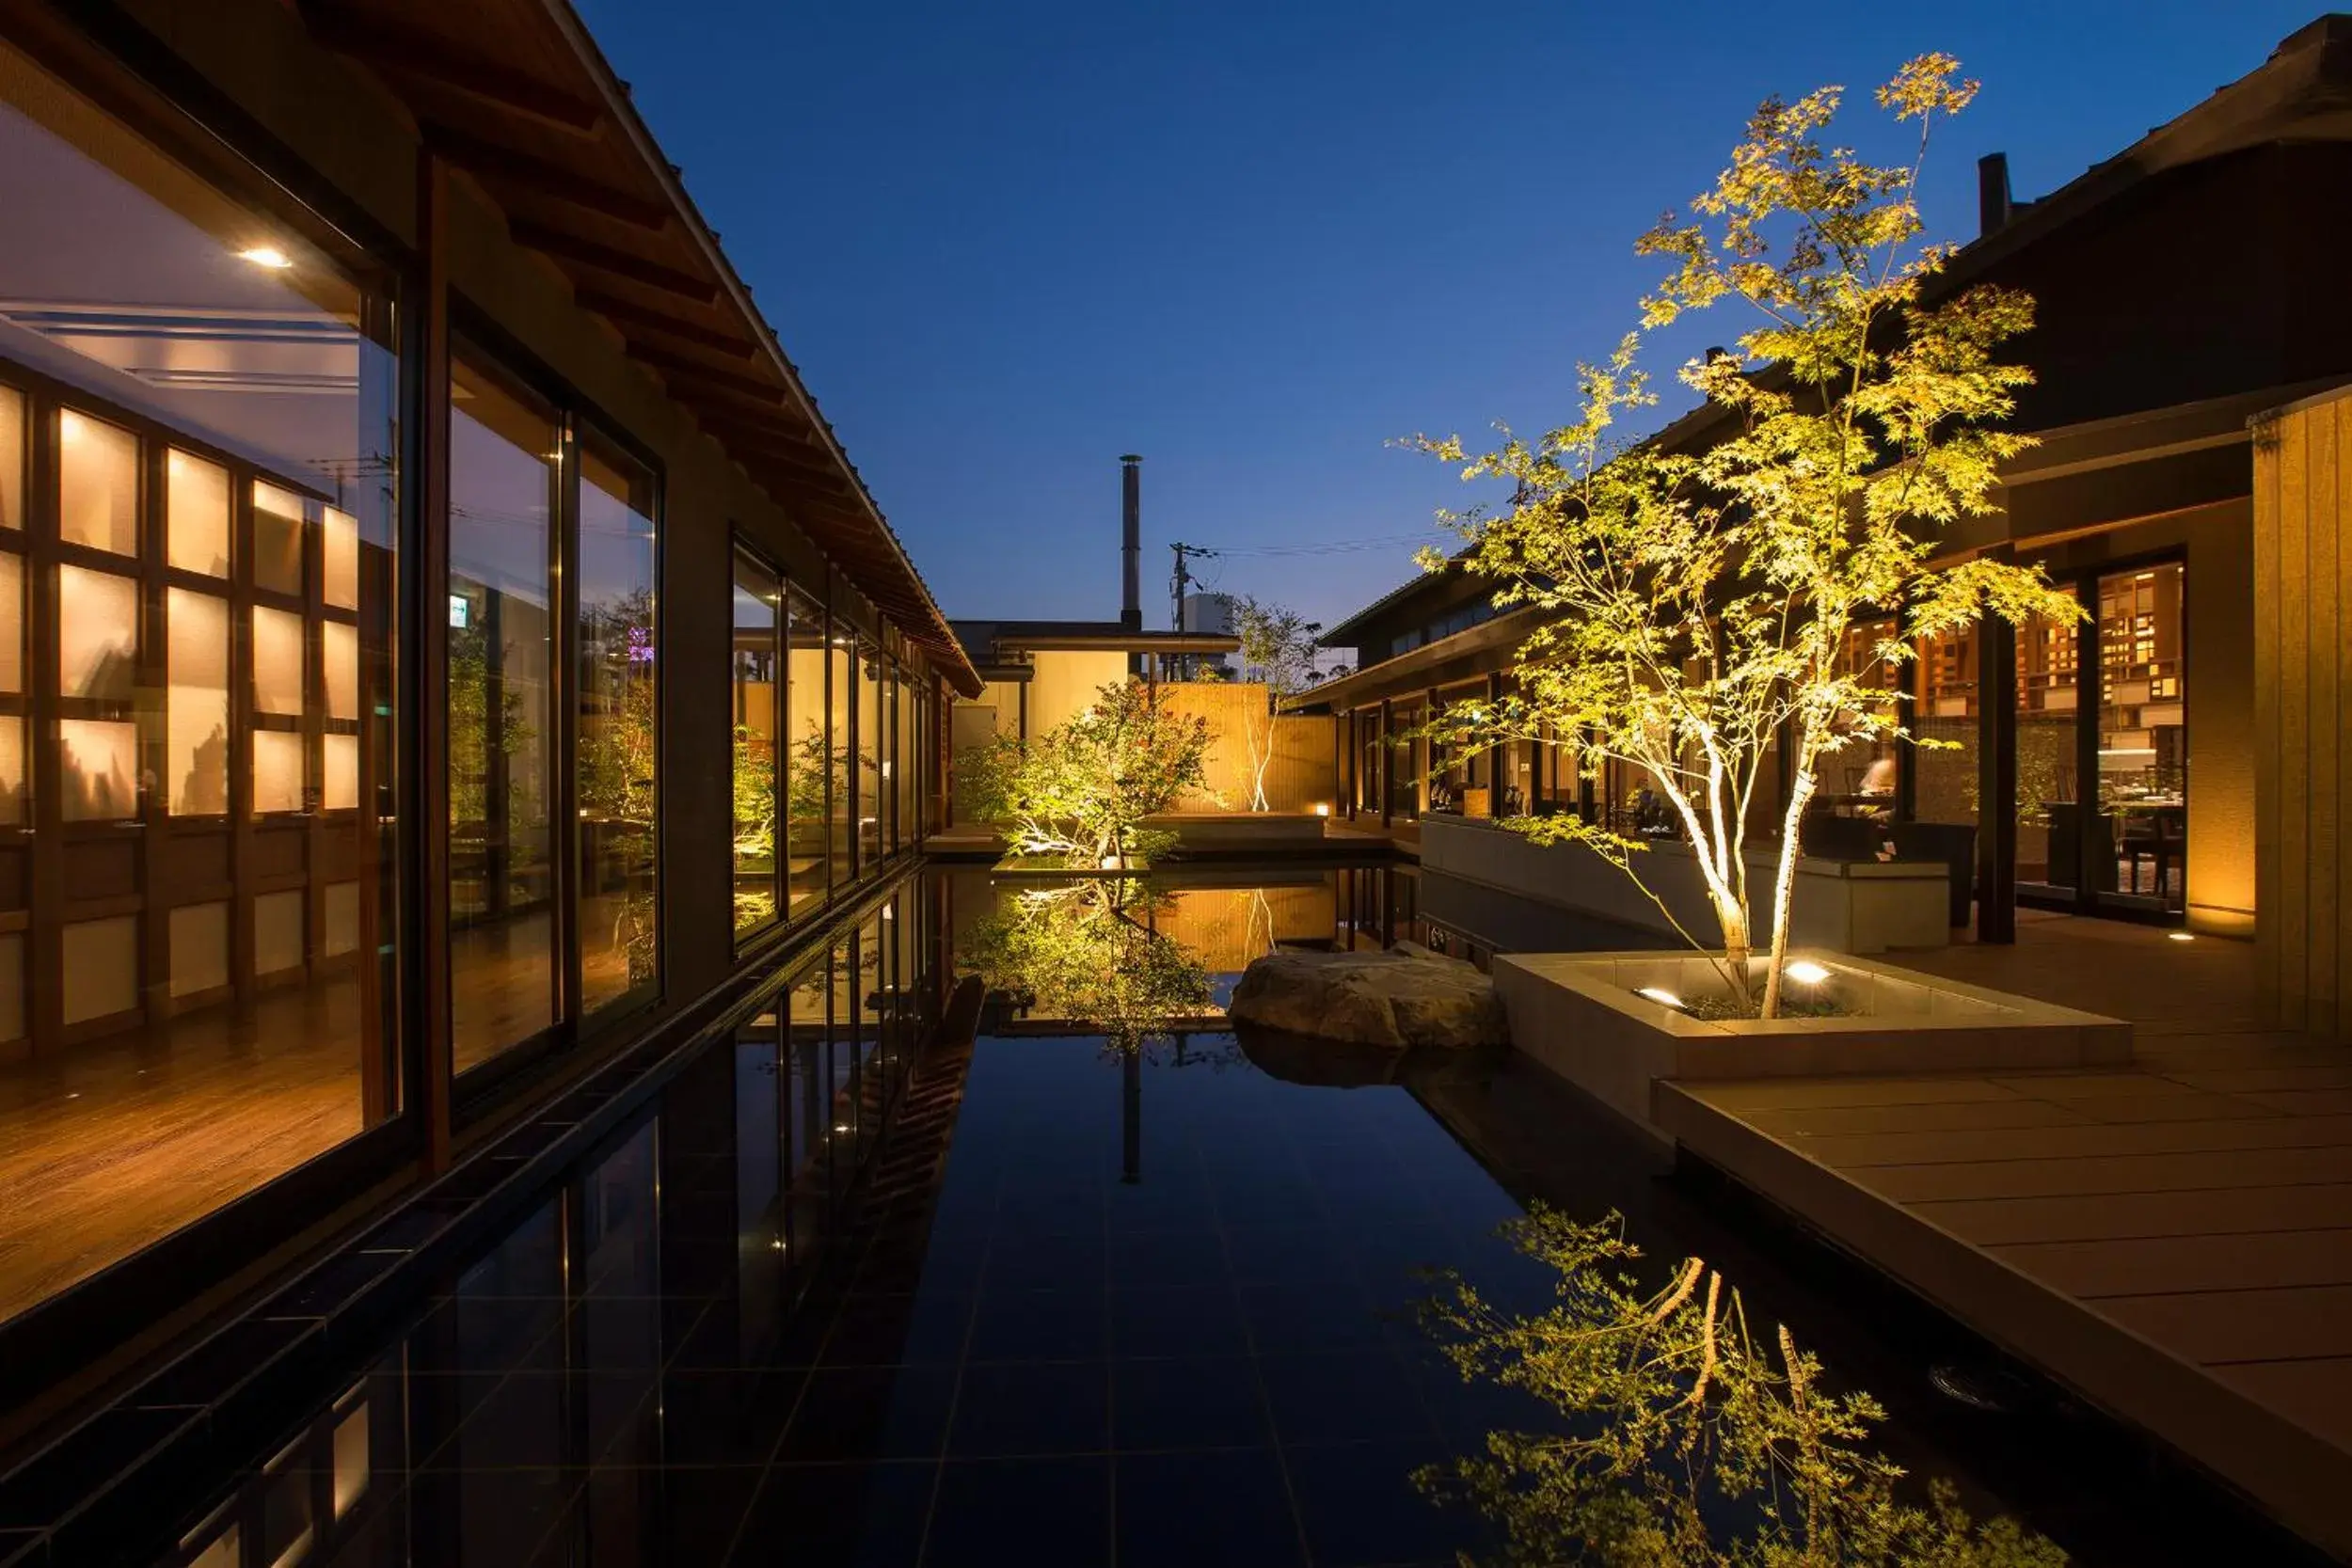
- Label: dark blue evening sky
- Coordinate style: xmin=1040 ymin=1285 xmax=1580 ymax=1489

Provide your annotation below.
xmin=574 ymin=0 xmax=2316 ymax=631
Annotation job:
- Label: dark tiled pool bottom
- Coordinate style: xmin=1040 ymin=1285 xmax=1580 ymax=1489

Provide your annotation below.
xmin=147 ymin=1036 xmax=1566 ymax=1567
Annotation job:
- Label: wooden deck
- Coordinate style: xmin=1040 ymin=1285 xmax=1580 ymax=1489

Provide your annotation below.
xmin=1657 ymin=911 xmax=2352 ymax=1560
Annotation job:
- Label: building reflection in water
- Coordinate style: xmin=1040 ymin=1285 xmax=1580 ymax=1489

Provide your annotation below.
xmin=161 ymin=876 xmax=943 ymax=1568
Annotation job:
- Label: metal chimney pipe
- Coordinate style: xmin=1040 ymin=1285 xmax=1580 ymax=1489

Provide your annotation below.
xmin=1120 ymin=454 xmax=1143 ymax=632
xmin=1978 ymin=152 xmax=2012 ymax=236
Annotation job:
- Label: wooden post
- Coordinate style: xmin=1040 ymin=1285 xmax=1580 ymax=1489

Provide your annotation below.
xmin=2072 ymin=569 xmax=2105 ymax=911
xmin=413 ymin=150 xmax=454 ymax=1169
xmin=1486 ymin=672 xmax=1504 ymax=815
xmin=1378 ymin=698 xmax=1393 ymax=831
xmin=1977 ymin=604 xmax=2018 ymax=944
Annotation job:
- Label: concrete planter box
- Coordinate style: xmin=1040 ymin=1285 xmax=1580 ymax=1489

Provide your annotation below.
xmin=1495 ymin=950 xmax=2131 ymax=1145
xmin=1422 ymin=816 xmax=1950 ymax=955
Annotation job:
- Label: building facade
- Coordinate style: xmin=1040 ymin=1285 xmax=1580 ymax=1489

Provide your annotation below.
xmin=0 ymin=0 xmax=976 ymax=1401
xmin=1297 ymin=17 xmax=2352 ymax=1015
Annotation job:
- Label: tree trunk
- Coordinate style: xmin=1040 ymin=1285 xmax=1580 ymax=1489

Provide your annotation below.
xmin=1248 ymin=707 xmax=1272 ymax=813
xmin=1712 ymin=896 xmax=1753 ymax=1007
xmin=1760 ymin=766 xmax=1819 ymax=1020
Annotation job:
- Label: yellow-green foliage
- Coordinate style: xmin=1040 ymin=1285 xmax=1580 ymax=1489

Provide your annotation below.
xmin=961 ymin=677 xmax=1212 ymax=867
xmin=961 ymin=879 xmax=1213 ymax=1050
xmin=1417 ymin=1206 xmax=2068 ymax=1567
xmin=1411 ymin=55 xmax=2080 ymax=1016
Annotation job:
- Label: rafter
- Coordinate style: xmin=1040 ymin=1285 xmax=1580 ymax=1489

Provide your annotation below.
xmin=508 ymin=222 xmax=719 ymax=303
xmin=625 ymin=341 xmax=788 ymax=401
xmin=573 ymin=291 xmax=756 ymax=358
xmin=428 ymin=125 xmax=671 ymax=229
xmin=305 ymin=7 xmax=604 ymax=134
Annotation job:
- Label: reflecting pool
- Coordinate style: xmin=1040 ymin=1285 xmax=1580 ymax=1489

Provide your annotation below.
xmin=135 ymin=864 xmax=2304 ymax=1567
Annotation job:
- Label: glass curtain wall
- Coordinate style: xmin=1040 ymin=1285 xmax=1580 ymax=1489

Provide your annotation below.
xmin=446 ymin=359 xmax=665 ymax=1070
xmin=858 ymin=642 xmax=882 ymax=866
xmin=1912 ymin=625 xmax=1979 ymax=840
xmin=2017 ymin=592 xmax=2080 ymax=891
xmin=731 ymin=551 xmax=779 ymax=937
xmin=828 ymin=627 xmax=853 ymax=886
xmin=0 ymin=37 xmax=401 ymax=1323
xmin=447 ymin=356 xmax=558 ymax=1070
xmin=896 ymin=671 xmax=919 ymax=848
xmin=1388 ymin=701 xmax=1422 ymax=820
xmin=576 ymin=434 xmax=658 ymax=1015
xmin=786 ymin=584 xmax=830 ymax=916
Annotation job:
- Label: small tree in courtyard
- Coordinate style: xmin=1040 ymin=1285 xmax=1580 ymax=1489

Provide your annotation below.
xmin=961 ymin=676 xmax=1212 ymax=868
xmin=1232 ymin=596 xmax=1323 ymax=812
xmin=1415 ymin=54 xmax=2080 ymax=1017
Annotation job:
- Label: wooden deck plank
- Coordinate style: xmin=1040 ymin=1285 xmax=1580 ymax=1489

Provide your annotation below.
xmin=1854 ymin=1145 xmax=2352 ymax=1203
xmin=1677 ymin=1077 xmax=2026 ymax=1112
xmin=1987 ymin=1228 xmax=2352 ymax=1297
xmin=2099 ymin=1285 xmax=2352 ymax=1365
xmin=2217 ymin=1360 xmax=2352 ymax=1452
xmin=1980 ymin=1071 xmax=2210 ymax=1099
xmin=2162 ymin=1066 xmax=2352 ymax=1093
xmin=2065 ymin=1093 xmax=2286 ymax=1124
xmin=2237 ymin=1088 xmax=2352 ymax=1117
xmin=1787 ymin=1114 xmax=2352 ymax=1170
xmin=1737 ymin=1098 xmax=2092 ymax=1138
xmin=1912 ymin=1184 xmax=2352 ymax=1245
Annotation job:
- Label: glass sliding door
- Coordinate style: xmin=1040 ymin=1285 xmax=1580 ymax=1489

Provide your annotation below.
xmin=576 ymin=434 xmax=658 ymax=1015
xmin=2095 ymin=562 xmax=2186 ymax=914
xmin=785 ymin=585 xmax=829 ymax=917
xmin=858 ymin=642 xmax=882 ymax=867
xmin=2016 ymin=591 xmax=2080 ymax=893
xmin=829 ymin=626 xmax=853 ymax=886
xmin=0 ymin=37 xmax=402 ymax=1323
xmin=448 ymin=355 xmax=558 ymax=1070
xmin=731 ymin=552 xmax=780 ymax=937
xmin=896 ymin=669 xmax=919 ymax=848
xmin=1912 ymin=625 xmax=1979 ymax=844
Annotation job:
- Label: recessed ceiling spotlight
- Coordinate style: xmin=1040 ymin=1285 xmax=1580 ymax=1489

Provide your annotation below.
xmin=236 ymin=245 xmax=294 ymax=269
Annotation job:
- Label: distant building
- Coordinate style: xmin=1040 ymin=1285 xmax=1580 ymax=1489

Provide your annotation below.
xmin=1180 ymin=593 xmax=1236 ymax=677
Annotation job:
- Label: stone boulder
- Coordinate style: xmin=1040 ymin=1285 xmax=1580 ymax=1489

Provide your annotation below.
xmin=1229 ymin=944 xmax=1507 ymax=1051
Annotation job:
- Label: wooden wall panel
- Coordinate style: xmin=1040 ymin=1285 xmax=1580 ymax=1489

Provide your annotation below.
xmin=2253 ymin=386 xmax=2352 ymax=1040
xmin=1157 ymin=683 xmax=1338 ymax=815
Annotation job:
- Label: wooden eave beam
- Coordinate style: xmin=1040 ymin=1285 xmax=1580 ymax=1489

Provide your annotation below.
xmin=624 ymin=342 xmax=793 ymax=401
xmin=572 ymin=291 xmax=755 ymax=358
xmin=428 ymin=124 xmax=672 ymax=230
xmin=508 ymin=221 xmax=719 ymax=303
xmin=304 ymin=7 xmax=605 ymax=134
xmin=730 ymin=446 xmax=855 ymax=496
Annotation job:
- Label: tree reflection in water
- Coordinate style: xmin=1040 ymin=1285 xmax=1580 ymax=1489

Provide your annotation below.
xmin=1416 ymin=1206 xmax=2067 ymax=1567
xmin=961 ymin=878 xmax=1217 ymax=1053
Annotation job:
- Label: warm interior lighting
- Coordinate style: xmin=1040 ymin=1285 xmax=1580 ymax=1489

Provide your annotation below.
xmin=1312 ymin=801 xmax=1330 ymax=816
xmin=1635 ymin=986 xmax=1684 ymax=1009
xmin=2168 ymin=930 xmax=2195 ymax=942
xmin=833 ymin=1122 xmax=850 ymax=1133
xmin=1784 ymin=959 xmax=1832 ymax=985
xmin=236 ymin=245 xmax=293 ymax=269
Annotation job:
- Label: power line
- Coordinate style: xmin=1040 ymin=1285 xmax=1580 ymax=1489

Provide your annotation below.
xmin=1183 ymin=529 xmax=1454 ymax=559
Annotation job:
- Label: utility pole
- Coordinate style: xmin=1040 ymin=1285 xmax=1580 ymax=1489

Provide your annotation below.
xmin=1168 ymin=541 xmax=1216 ymax=681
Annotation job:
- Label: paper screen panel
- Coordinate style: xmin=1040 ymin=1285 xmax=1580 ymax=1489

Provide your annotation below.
xmin=57 ymin=410 xmax=137 ymax=556
xmin=167 ymin=451 xmax=230 ymax=577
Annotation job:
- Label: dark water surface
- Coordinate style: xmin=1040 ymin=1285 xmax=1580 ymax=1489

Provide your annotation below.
xmin=136 ymin=865 xmax=2308 ymax=1567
